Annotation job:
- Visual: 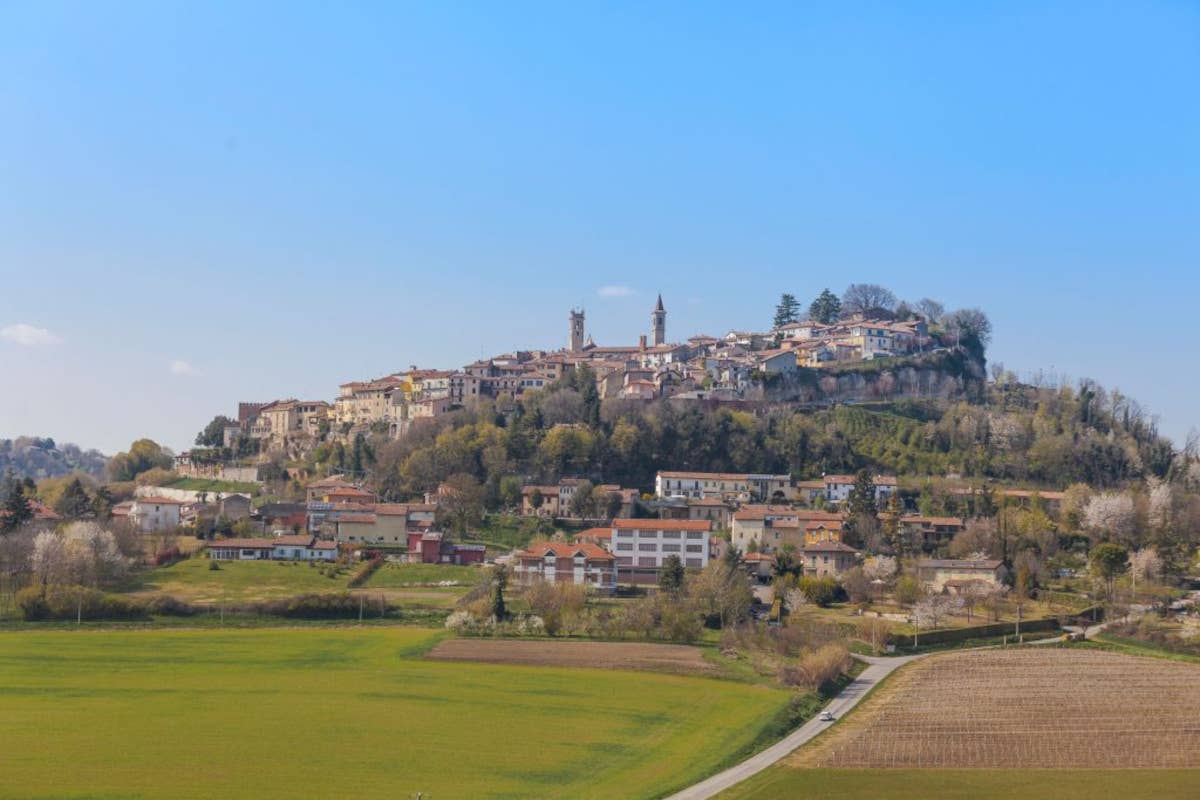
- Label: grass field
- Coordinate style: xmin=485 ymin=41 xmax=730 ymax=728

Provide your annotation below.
xmin=120 ymin=557 xmax=356 ymax=602
xmin=0 ymin=628 xmax=791 ymax=799
xmin=117 ymin=558 xmax=479 ymax=611
xmin=363 ymin=561 xmax=482 ymax=587
xmin=719 ymin=768 xmax=1200 ymax=799
xmin=164 ymin=477 xmax=262 ymax=494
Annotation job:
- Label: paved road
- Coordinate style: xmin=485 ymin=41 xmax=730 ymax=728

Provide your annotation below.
xmin=664 ymin=654 xmax=923 ymax=800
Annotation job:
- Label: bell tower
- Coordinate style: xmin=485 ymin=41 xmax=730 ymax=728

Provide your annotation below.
xmin=651 ymin=294 xmax=666 ymax=346
xmin=569 ymin=308 xmax=586 ymax=352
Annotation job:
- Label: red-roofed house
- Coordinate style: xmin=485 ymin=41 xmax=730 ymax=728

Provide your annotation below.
xmin=513 ymin=542 xmax=617 ymax=592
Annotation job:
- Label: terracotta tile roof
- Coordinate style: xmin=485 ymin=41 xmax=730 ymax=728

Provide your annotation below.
xmin=612 ymin=519 xmax=712 ymax=532
xmin=574 ymin=527 xmax=613 ymax=540
xmin=273 ymin=535 xmax=315 ymax=547
xmin=516 ymin=541 xmax=615 ymax=561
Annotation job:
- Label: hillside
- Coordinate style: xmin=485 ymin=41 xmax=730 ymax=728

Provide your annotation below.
xmin=0 ymin=437 xmax=109 ymax=481
xmin=356 ymin=355 xmax=1187 ymax=505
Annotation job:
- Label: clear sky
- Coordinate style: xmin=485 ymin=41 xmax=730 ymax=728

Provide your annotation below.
xmin=2 ymin=1 xmax=1197 ymax=455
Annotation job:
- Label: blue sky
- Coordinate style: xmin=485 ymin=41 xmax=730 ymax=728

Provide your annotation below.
xmin=2 ymin=1 xmax=1197 ymax=454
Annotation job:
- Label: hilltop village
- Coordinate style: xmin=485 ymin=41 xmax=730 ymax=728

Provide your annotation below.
xmin=199 ymin=290 xmax=967 ymax=457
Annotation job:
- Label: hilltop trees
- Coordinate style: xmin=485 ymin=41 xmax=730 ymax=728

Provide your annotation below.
xmin=809 ymin=289 xmax=842 ymax=324
xmin=107 ymin=439 xmax=173 ymax=482
xmin=773 ymin=293 xmax=802 ymax=329
xmin=195 ymin=415 xmax=237 ymax=447
xmin=841 ymin=283 xmax=897 ymax=317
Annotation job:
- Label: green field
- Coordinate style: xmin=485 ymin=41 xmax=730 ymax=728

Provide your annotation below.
xmin=719 ymin=768 xmax=1200 ymax=799
xmin=363 ymin=561 xmax=482 ymax=587
xmin=0 ymin=628 xmax=791 ymax=799
xmin=121 ymin=557 xmax=356 ymax=602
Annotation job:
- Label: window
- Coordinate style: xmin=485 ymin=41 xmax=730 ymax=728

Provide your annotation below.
xmin=616 ymin=542 xmax=633 ymax=551
xmin=685 ymin=558 xmax=702 ymax=568
xmin=662 ymin=531 xmax=681 ymax=539
xmin=686 ymin=545 xmax=703 ymax=553
xmin=686 ymin=531 xmax=704 ymax=539
xmin=662 ymin=544 xmax=681 ymax=553
xmin=616 ymin=530 xmax=634 ymax=538
xmin=637 ymin=557 xmax=657 ymax=567
xmin=638 ymin=543 xmax=656 ymax=552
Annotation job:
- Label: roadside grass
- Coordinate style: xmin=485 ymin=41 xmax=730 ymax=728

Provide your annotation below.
xmin=1085 ymin=633 xmax=1200 ymax=664
xmin=718 ymin=768 xmax=1200 ymax=800
xmin=0 ymin=627 xmax=792 ymax=800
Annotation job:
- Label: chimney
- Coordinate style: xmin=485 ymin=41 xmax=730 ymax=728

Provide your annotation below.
xmin=639 ymin=335 xmax=647 ymax=352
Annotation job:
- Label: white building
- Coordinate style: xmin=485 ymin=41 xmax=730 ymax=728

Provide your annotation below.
xmin=129 ymin=497 xmax=185 ymax=533
xmin=823 ymin=474 xmax=898 ymax=505
xmin=609 ymin=519 xmax=712 ymax=584
xmin=655 ymin=471 xmax=794 ymax=503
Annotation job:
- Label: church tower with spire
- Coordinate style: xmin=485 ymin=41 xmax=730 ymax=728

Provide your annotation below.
xmin=651 ymin=294 xmax=666 ymax=346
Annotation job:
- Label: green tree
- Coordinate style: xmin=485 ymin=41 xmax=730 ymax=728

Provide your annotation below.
xmin=490 ymin=565 xmax=509 ymax=620
xmin=195 ymin=415 xmax=236 ymax=447
xmin=529 ymin=488 xmax=545 ymax=513
xmin=809 ymin=288 xmax=842 ymax=324
xmin=773 ymin=293 xmax=801 ymax=329
xmin=107 ymin=439 xmax=173 ymax=481
xmin=1090 ymin=542 xmax=1129 ymax=601
xmin=91 ymin=485 xmax=115 ymax=520
xmin=54 ymin=477 xmax=92 ymax=519
xmin=1 ymin=475 xmax=33 ymax=533
xmin=498 ymin=475 xmax=523 ymax=510
xmin=659 ymin=554 xmax=685 ymax=593
xmin=772 ymin=544 xmax=802 ymax=580
xmin=846 ymin=469 xmax=878 ymax=516
xmin=568 ymin=480 xmax=595 ymax=518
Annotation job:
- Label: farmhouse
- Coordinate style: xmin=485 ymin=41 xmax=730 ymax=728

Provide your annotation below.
xmin=803 ymin=541 xmax=860 ymax=577
xmin=917 ymin=558 xmax=1004 ymax=593
xmin=511 ymin=541 xmax=617 ymax=592
xmin=899 ymin=515 xmax=966 ymax=550
xmin=822 ymin=474 xmax=897 ymax=505
xmin=129 ymin=497 xmax=185 ymax=533
xmin=730 ymin=506 xmax=845 ymax=554
xmin=655 ymin=471 xmax=793 ymax=503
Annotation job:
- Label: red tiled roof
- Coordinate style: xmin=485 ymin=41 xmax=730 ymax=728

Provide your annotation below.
xmin=612 ymin=519 xmax=712 ymax=532
xmin=516 ymin=542 xmax=615 ymax=561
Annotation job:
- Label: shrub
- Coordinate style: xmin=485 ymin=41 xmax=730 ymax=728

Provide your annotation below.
xmin=348 ymin=555 xmax=385 ymax=588
xmin=779 ymin=642 xmax=851 ymax=690
xmin=154 ymin=546 xmax=182 ymax=566
xmin=208 ymin=560 xmax=221 ymax=571
xmin=16 ymin=585 xmax=145 ymax=621
xmin=258 ymin=593 xmax=366 ymax=619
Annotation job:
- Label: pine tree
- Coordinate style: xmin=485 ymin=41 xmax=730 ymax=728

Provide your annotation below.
xmin=1 ymin=477 xmax=33 ymax=534
xmin=773 ymin=293 xmax=801 ymax=329
xmin=55 ymin=477 xmax=92 ymax=519
xmin=490 ymin=565 xmax=509 ymax=620
xmin=846 ymin=469 xmax=878 ymax=517
xmin=659 ymin=555 xmax=685 ymax=593
xmin=809 ymin=288 xmax=842 ymax=324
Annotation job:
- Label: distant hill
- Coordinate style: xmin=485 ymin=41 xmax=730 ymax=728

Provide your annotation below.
xmin=0 ymin=437 xmax=109 ymax=481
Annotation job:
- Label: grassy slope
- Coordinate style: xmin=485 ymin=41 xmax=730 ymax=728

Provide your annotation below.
xmin=164 ymin=477 xmax=261 ymax=493
xmin=0 ymin=628 xmax=791 ymax=800
xmin=363 ymin=561 xmax=482 ymax=587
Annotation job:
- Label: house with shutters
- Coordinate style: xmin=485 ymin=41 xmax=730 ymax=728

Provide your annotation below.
xmin=512 ymin=541 xmax=617 ymax=592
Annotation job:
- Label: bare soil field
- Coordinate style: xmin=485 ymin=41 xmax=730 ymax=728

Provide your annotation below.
xmin=427 ymin=638 xmax=718 ymax=674
xmin=789 ymin=648 xmax=1200 ymax=768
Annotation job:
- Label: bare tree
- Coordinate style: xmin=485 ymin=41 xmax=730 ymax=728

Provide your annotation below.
xmin=841 ymin=283 xmax=897 ymax=316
